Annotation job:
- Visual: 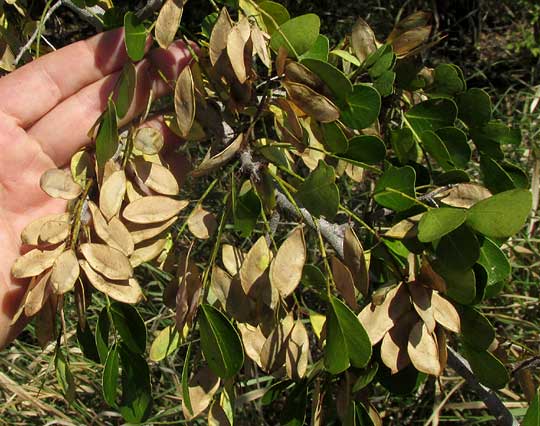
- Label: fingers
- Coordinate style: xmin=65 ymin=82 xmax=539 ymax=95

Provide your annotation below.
xmin=0 ymin=28 xmax=152 ymax=128
xmin=27 ymin=40 xmax=194 ymax=167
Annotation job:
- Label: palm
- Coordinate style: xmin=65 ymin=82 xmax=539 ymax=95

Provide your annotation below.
xmin=0 ymin=29 xmax=193 ymax=348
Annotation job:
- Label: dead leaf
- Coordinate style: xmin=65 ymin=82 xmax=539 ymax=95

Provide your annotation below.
xmin=407 ymin=321 xmax=441 ymax=376
xmin=80 ymin=243 xmax=133 ymax=280
xmin=99 ymin=170 xmax=126 ymax=221
xmin=331 ymin=256 xmax=358 ymax=310
xmin=439 ymin=183 xmax=492 ymax=208
xmin=269 ymin=227 xmax=306 ymax=298
xmin=40 ymin=168 xmax=82 ymax=200
xmin=187 ymin=205 xmax=218 ymax=239
xmin=123 ymin=196 xmax=189 ymax=224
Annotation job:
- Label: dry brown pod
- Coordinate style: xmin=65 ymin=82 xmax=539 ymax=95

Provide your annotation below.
xmin=283 ymin=81 xmax=340 ymax=123
xmin=408 ymin=282 xmax=436 ymax=333
xmin=131 ymin=157 xmax=180 ymax=196
xmin=40 ymin=168 xmax=83 ymax=200
xmin=89 ymin=201 xmax=134 ymax=256
xmin=407 ymin=321 xmax=441 ymax=376
xmin=431 ymin=292 xmax=461 ymax=333
xmin=343 ymin=226 xmax=369 ymax=296
xmin=21 ymin=213 xmax=69 ymax=246
xmin=187 ymin=205 xmax=218 ymax=240
xmin=209 ymin=7 xmax=233 ymax=66
xmin=331 ymin=256 xmax=358 ymax=310
xmin=240 ymin=236 xmax=272 ymax=296
xmin=133 ymin=126 xmax=165 ymax=155
xmin=174 ymin=65 xmax=196 ymax=138
xmin=251 ymin=24 xmax=270 ymax=68
xmin=221 ymin=244 xmax=245 ymax=276
xmin=227 ymin=17 xmax=251 ymax=84
xmin=130 ymin=236 xmax=168 ymax=268
xmin=79 ymin=260 xmax=143 ymax=304
xmin=24 ymin=270 xmax=53 ymax=317
xmin=50 ymin=250 xmax=80 ymax=294
xmin=11 ymin=244 xmax=66 ymax=279
xmin=38 ymin=220 xmax=70 ymax=245
xmin=237 ymin=323 xmax=266 ymax=369
xmin=269 ymin=227 xmax=306 ymax=298
xmin=182 ymin=366 xmax=221 ymax=420
xmin=191 ymin=133 xmax=245 ymax=178
xmin=285 ymin=320 xmax=310 ymax=380
xmin=381 ymin=311 xmax=417 ymax=374
xmin=438 ymin=183 xmax=492 ymax=208
xmin=123 ymin=196 xmax=189 ymax=224
xmin=127 ymin=216 xmax=178 ymax=245
xmin=351 ymin=17 xmax=378 ymax=64
xmin=79 ymin=243 xmax=133 ymax=280
xmin=155 ymin=0 xmax=184 ymax=49
xmin=99 ymin=170 xmax=127 ymax=221
xmin=260 ymin=313 xmax=294 ymax=373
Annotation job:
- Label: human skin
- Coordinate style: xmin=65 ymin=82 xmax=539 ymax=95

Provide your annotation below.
xmin=0 ymin=28 xmax=194 ymax=349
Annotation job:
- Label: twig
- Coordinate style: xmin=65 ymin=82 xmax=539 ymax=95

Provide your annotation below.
xmin=447 ymin=347 xmax=519 ymax=426
xmin=136 ymin=0 xmax=165 ymax=21
xmin=62 ymin=0 xmax=104 ymax=30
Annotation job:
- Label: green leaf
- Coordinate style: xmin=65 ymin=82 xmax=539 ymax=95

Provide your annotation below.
xmin=280 ymin=381 xmax=308 ymax=426
xmin=299 ymin=35 xmax=330 ymax=61
xmin=199 ymin=304 xmax=244 ymax=379
xmin=471 ymin=120 xmax=521 ymax=147
xmin=480 ymin=157 xmax=528 ymax=194
xmin=295 ymin=160 xmax=339 ymax=219
xmin=368 ymin=51 xmax=395 ymax=79
xmin=118 ymin=345 xmax=152 ymax=423
xmin=418 ymin=208 xmax=467 ymax=242
xmin=373 ymin=70 xmax=396 ymax=97
xmin=421 ymin=131 xmax=454 ymax=171
xmin=390 ymin=128 xmax=417 ymax=164
xmin=432 ymin=63 xmax=466 ymax=96
xmin=405 ymin=99 xmax=458 ymax=134
xmin=124 ymin=12 xmax=147 ymax=61
xmin=436 ymin=225 xmax=480 ymax=271
xmin=374 ymin=165 xmax=416 ymax=211
xmin=149 ymin=325 xmax=180 ymax=362
xmin=461 ymin=342 xmax=509 ymax=390
xmin=434 ymin=169 xmax=470 ymax=186
xmin=522 ymin=388 xmax=540 ymax=426
xmin=262 ymin=380 xmax=292 ymax=406
xmin=436 ymin=127 xmax=471 ymax=169
xmin=478 ymin=238 xmax=511 ymax=288
xmin=181 ymin=342 xmax=193 ymax=416
xmin=270 ymin=14 xmax=320 ymax=58
xmin=55 ymin=347 xmax=75 ymax=403
xmin=77 ymin=321 xmax=100 ymax=363
xmin=324 ymin=296 xmax=372 ymax=374
xmin=459 ymin=306 xmax=495 ymax=351
xmin=340 ymin=84 xmax=381 ymax=130
xmin=95 ymin=307 xmax=111 ymax=364
xmin=321 ymin=122 xmax=349 ymax=153
xmin=234 ymin=181 xmax=261 ymax=238
xmin=95 ymin=99 xmax=119 ymax=172
xmin=103 ymin=344 xmax=119 ymax=407
xmin=301 ymin=58 xmax=353 ymax=103
xmin=259 ymin=1 xmax=290 ymax=35
xmin=330 ymin=49 xmax=361 ymax=66
xmin=433 ymin=261 xmax=476 ymax=304
xmin=301 ymin=264 xmax=327 ymax=291
xmin=457 ymin=88 xmax=492 ymax=128
xmin=201 ymin=12 xmax=218 ymax=39
xmin=352 ymin=362 xmax=379 ymax=392
xmin=466 ymin=189 xmax=532 ymax=238
xmin=110 ymin=302 xmax=147 ymax=355
xmin=340 ymin=135 xmax=386 ymax=165
xmin=114 ymin=62 xmax=136 ymax=119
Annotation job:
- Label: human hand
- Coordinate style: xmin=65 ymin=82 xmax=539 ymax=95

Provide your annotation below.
xmin=0 ymin=29 xmax=194 ymax=349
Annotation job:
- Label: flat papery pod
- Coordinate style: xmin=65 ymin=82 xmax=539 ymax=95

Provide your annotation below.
xmin=155 ymin=0 xmax=184 ymax=49
xmin=221 ymin=244 xmax=245 ymax=276
xmin=50 ymin=250 xmax=79 ymax=294
xmin=431 ymin=292 xmax=460 ymax=333
xmin=240 ymin=236 xmax=273 ymax=296
xmin=237 ymin=323 xmax=266 ymax=369
xmin=283 ymin=81 xmax=340 ymax=123
xmin=191 ymin=133 xmax=245 ymax=178
xmin=38 ymin=220 xmax=69 ymax=245
xmin=344 ymin=163 xmax=365 ymax=183
xmin=11 ymin=244 xmax=65 ymax=279
xmin=438 ymin=183 xmax=492 ymax=209
xmin=71 ymin=150 xmax=93 ymax=186
xmin=210 ymin=7 xmax=233 ymax=65
xmin=417 ymin=259 xmax=447 ymax=292
xmin=99 ymin=169 xmax=127 ymax=221
xmin=407 ymin=321 xmax=441 ymax=376
xmin=187 ymin=205 xmax=218 ymax=240
xmin=89 ymin=201 xmax=133 ymax=255
xmin=384 ymin=213 xmax=422 ymax=239
xmin=436 ymin=327 xmax=448 ymax=371
xmin=182 ymin=366 xmax=221 ymax=420
xmin=260 ymin=313 xmax=295 ymax=373
xmin=223 ymin=274 xmax=256 ymax=323
xmin=276 ymin=45 xmax=288 ymax=76
xmin=208 ymin=400 xmax=232 ymax=426
xmin=284 ymin=60 xmax=325 ymax=92
xmin=126 ymin=180 xmax=145 ymax=202
xmin=79 ymin=260 xmax=143 ymax=304
xmin=123 ymin=196 xmax=188 ymax=224
xmin=79 ymin=243 xmax=133 ymax=280
xmin=127 ymin=216 xmax=178 ymax=245
xmin=131 ymin=157 xmax=179 ymax=196
xmin=251 ymin=271 xmax=279 ymax=311
xmin=391 ymin=26 xmax=432 ymax=57
xmin=227 ymin=17 xmax=251 ymax=84
xmin=331 ymin=256 xmax=358 ymax=310
xmin=24 ymin=269 xmax=53 ymax=317
xmin=285 ymin=320 xmax=310 ymax=380
xmin=130 ymin=236 xmax=168 ymax=268
xmin=387 ymin=11 xmax=432 ymax=42
xmin=343 ymin=226 xmax=370 ymax=297
xmin=251 ymin=24 xmax=271 ymax=68
xmin=269 ymin=227 xmax=306 ymax=298
xmin=381 ymin=311 xmax=417 ymax=374
xmin=274 ymin=97 xmax=304 ymax=140
xmin=21 ymin=213 xmax=69 ymax=246
xmin=351 ymin=17 xmax=378 ymax=64
xmin=133 ymin=126 xmax=165 ymax=155
xmin=40 ymin=168 xmax=83 ymax=200
xmin=299 ymin=131 xmax=325 ymax=170
xmin=176 ymin=252 xmax=203 ymax=331
xmin=407 ymin=282 xmax=436 ymax=333
xmin=174 ymin=65 xmax=196 ymax=138
xmin=358 ymin=283 xmax=411 ymax=345
xmin=35 ymin=294 xmax=58 ymax=348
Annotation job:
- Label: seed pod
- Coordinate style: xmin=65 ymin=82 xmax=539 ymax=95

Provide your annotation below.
xmin=40 ymin=169 xmax=83 ymax=200
xmin=21 ymin=213 xmax=69 ymax=246
xmin=11 ymin=244 xmax=66 ymax=279
xmin=39 ymin=220 xmax=70 ymax=245
xmin=133 ymin=127 xmax=164 ymax=155
xmin=127 ymin=216 xmax=178 ymax=244
xmin=24 ymin=270 xmax=53 ymax=317
xmin=79 ymin=260 xmax=143 ymax=304
xmin=79 ymin=243 xmax=133 ymax=280
xmin=89 ymin=201 xmax=134 ymax=255
xmin=99 ymin=170 xmax=127 ymax=221
xmin=131 ymin=157 xmax=179 ymax=196
xmin=123 ymin=196 xmax=189 ymax=224
xmin=130 ymin=237 xmax=168 ymax=268
xmin=50 ymin=250 xmax=80 ymax=294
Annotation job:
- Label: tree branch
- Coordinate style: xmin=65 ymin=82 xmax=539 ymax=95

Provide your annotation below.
xmin=136 ymin=0 xmax=165 ymax=21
